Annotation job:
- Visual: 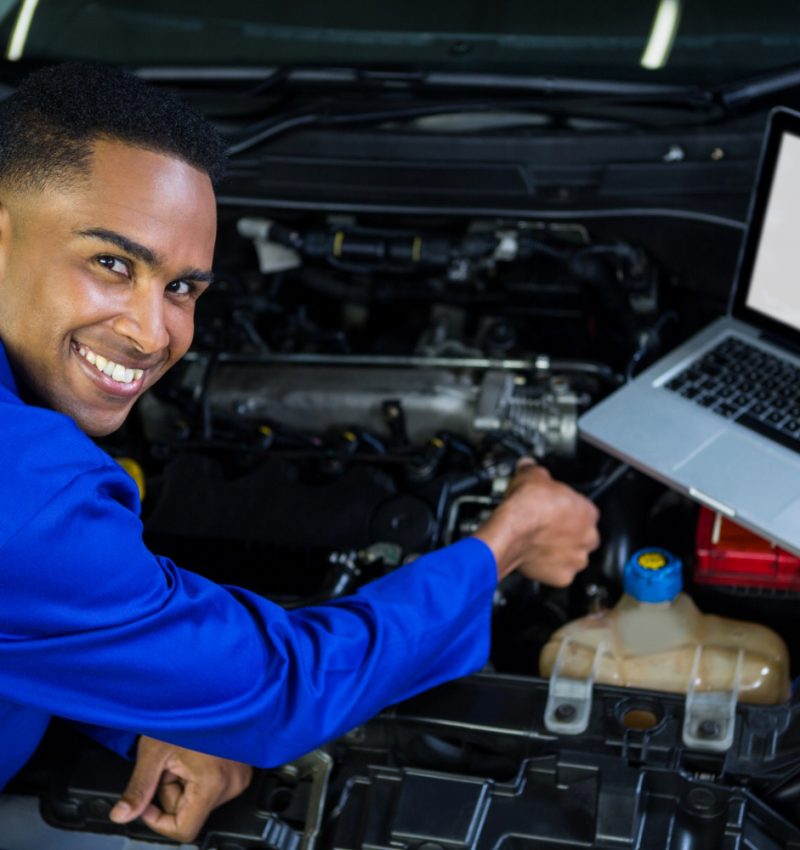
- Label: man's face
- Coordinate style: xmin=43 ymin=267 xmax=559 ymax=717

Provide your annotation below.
xmin=0 ymin=139 xmax=217 ymax=436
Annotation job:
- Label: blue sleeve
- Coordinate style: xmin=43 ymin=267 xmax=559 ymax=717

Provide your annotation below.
xmin=70 ymin=723 xmax=138 ymax=760
xmin=0 ymin=464 xmax=496 ymax=767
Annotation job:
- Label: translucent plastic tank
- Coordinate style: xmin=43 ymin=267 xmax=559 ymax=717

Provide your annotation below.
xmin=539 ymin=548 xmax=791 ymax=705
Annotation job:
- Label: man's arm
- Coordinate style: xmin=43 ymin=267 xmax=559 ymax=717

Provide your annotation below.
xmin=1 ymin=463 xmax=498 ymax=768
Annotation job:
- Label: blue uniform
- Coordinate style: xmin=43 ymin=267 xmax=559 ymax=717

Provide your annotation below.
xmin=0 ymin=341 xmax=496 ymax=790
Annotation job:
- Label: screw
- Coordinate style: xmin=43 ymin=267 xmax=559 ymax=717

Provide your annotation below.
xmin=697 ymin=719 xmax=721 ymax=739
xmin=555 ymin=703 xmax=576 ymax=721
xmin=686 ymin=787 xmax=717 ymax=813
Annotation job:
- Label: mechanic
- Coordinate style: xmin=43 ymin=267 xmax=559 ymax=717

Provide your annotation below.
xmin=0 ymin=63 xmax=600 ymax=842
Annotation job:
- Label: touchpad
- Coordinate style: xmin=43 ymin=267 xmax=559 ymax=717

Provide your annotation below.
xmin=674 ymin=430 xmax=800 ymax=521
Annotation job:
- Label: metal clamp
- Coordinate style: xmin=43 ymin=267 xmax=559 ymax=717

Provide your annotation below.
xmin=682 ymin=646 xmax=742 ymax=753
xmin=544 ymin=637 xmax=606 ymax=735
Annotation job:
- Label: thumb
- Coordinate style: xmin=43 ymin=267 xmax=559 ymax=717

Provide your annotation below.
xmin=109 ymin=746 xmax=167 ymax=824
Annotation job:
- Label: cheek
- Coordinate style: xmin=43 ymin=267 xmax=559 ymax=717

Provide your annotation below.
xmin=165 ymin=307 xmax=196 ymax=359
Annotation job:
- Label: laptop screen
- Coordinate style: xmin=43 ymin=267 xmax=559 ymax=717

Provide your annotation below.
xmin=746 ymin=132 xmax=800 ymax=333
xmin=733 ymin=109 xmax=800 ymax=343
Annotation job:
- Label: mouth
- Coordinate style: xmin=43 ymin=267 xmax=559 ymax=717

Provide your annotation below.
xmin=71 ymin=340 xmax=150 ymax=398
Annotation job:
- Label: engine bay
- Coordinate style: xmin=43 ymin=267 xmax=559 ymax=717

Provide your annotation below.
xmin=117 ymin=207 xmax=757 ymax=665
xmin=14 ymin=206 xmax=800 ymax=848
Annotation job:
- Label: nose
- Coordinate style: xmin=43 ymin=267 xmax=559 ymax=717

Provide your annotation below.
xmin=111 ymin=281 xmax=169 ymax=355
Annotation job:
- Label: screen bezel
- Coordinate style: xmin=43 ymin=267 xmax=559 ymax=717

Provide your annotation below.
xmin=731 ymin=107 xmax=800 ymax=343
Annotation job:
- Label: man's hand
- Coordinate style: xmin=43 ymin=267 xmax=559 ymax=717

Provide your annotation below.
xmin=474 ymin=459 xmax=600 ymax=586
xmin=108 ymin=735 xmax=253 ymax=843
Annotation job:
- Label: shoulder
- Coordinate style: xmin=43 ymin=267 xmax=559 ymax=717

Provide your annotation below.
xmin=0 ymin=386 xmax=137 ymax=548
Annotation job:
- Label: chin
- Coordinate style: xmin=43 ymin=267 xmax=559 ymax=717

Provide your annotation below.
xmin=63 ymin=404 xmax=130 ymax=437
xmin=81 ymin=415 xmax=127 ymax=437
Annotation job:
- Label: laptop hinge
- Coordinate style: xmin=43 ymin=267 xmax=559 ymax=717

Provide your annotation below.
xmin=759 ymin=330 xmax=800 ymax=358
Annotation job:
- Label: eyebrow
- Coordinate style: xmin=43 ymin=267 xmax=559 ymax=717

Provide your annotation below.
xmin=76 ymin=227 xmax=214 ymax=285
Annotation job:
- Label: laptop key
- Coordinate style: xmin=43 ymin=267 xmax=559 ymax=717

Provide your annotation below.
xmin=715 ymin=402 xmax=739 ymax=418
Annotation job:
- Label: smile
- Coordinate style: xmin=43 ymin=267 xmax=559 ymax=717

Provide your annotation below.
xmin=75 ymin=343 xmax=145 ymax=386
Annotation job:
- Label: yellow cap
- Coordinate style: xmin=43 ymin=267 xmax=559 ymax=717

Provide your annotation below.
xmin=637 ymin=551 xmax=668 ymax=570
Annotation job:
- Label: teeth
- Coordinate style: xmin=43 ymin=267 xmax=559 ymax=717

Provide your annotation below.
xmin=75 ymin=344 xmax=144 ymax=386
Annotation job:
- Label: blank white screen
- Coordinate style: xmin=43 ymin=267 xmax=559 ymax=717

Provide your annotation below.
xmin=747 ymin=132 xmax=800 ymax=331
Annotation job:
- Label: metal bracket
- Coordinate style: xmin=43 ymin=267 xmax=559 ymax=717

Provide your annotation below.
xmin=544 ymin=637 xmax=606 ymax=735
xmin=682 ymin=646 xmax=743 ymax=753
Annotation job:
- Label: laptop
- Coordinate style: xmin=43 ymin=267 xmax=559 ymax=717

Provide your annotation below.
xmin=579 ymin=106 xmax=800 ymax=556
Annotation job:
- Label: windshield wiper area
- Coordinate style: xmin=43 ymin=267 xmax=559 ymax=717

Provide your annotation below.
xmin=280 ymin=66 xmax=715 ymax=103
xmin=214 ymin=67 xmax=722 ymax=156
xmin=716 ymin=65 xmax=800 ymax=110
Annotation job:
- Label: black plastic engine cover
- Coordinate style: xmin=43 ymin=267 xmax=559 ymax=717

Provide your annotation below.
xmin=38 ymin=674 xmax=800 ymax=850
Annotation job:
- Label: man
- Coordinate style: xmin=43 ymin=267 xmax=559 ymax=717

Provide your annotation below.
xmin=0 ymin=63 xmax=600 ymax=842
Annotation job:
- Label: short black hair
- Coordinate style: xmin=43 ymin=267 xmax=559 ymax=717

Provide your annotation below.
xmin=0 ymin=62 xmax=226 ymax=191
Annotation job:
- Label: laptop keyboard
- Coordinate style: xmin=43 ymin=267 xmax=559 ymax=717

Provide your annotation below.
xmin=664 ymin=336 xmax=800 ymax=452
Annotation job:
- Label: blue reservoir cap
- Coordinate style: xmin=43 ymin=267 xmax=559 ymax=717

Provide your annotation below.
xmin=623 ymin=548 xmax=683 ymax=603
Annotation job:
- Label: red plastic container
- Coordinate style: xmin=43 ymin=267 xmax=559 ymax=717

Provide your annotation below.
xmin=695 ymin=507 xmax=800 ymax=591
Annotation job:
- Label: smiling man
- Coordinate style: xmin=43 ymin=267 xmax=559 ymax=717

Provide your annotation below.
xmin=0 ymin=135 xmax=216 ymax=436
xmin=0 ymin=64 xmax=600 ymax=843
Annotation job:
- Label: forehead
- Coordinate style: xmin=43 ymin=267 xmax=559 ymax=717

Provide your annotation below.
xmin=56 ymin=139 xmax=217 ymax=268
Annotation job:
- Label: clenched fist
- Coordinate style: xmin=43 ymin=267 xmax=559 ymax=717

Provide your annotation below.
xmin=108 ymin=736 xmax=252 ymax=842
xmin=474 ymin=459 xmax=600 ymax=586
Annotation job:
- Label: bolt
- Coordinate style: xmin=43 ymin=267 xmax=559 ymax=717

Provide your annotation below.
xmin=697 ymin=719 xmax=721 ymax=739
xmin=555 ymin=703 xmax=576 ymax=722
xmin=686 ymin=787 xmax=717 ymax=813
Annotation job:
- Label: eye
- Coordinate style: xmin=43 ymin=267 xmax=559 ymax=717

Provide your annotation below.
xmin=166 ymin=279 xmax=198 ymax=297
xmin=97 ymin=255 xmax=130 ymax=277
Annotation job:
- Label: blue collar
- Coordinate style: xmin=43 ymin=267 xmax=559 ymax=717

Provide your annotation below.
xmin=0 ymin=339 xmax=20 ymax=398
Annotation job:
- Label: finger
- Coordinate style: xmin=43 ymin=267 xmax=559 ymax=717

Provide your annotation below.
xmin=109 ymin=748 xmax=168 ymax=824
xmin=515 ymin=456 xmax=538 ymax=471
xmin=141 ymin=780 xmax=210 ymax=843
xmin=157 ymin=776 xmax=184 ymax=814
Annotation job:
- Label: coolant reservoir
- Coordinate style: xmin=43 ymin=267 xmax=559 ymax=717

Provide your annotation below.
xmin=539 ymin=548 xmax=790 ymax=705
